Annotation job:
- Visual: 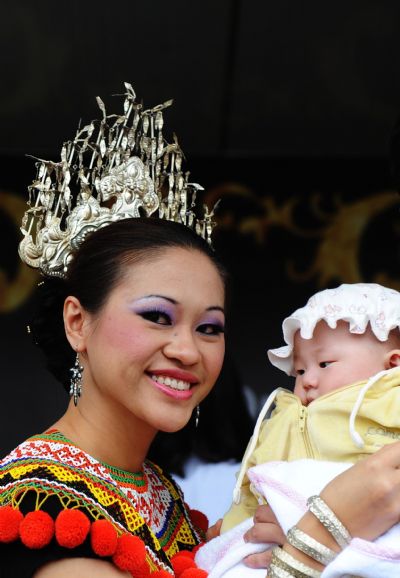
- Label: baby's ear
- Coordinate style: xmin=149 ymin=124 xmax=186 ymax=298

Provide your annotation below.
xmin=384 ymin=349 xmax=400 ymax=368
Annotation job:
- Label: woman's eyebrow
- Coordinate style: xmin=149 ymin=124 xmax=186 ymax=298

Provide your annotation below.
xmin=207 ymin=306 xmax=225 ymax=314
xmin=135 ymin=296 xmax=224 ymax=314
xmin=135 ymin=294 xmax=177 ymax=304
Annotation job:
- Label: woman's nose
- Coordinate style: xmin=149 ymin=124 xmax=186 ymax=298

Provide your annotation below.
xmin=163 ymin=329 xmax=201 ymax=365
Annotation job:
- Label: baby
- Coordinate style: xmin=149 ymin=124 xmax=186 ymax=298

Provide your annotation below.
xmin=222 ymin=282 xmax=400 ymax=532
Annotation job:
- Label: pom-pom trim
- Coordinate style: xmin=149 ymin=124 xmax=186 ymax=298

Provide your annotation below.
xmin=0 ymin=505 xmax=208 ymax=575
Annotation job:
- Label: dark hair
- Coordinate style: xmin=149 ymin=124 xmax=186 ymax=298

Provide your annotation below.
xmin=31 ymin=217 xmax=227 ymax=392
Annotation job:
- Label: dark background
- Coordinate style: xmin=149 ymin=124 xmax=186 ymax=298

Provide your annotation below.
xmin=1 ymin=0 xmax=400 ymax=456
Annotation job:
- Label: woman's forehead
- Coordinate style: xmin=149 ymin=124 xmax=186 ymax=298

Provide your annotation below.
xmin=115 ymin=247 xmax=225 ymax=305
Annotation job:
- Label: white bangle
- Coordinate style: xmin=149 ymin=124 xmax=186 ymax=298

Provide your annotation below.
xmin=287 ymin=525 xmax=337 ymax=565
xmin=307 ymin=495 xmax=351 ymax=549
xmin=268 ymin=564 xmax=296 ymax=577
xmin=270 ymin=546 xmax=322 ymax=578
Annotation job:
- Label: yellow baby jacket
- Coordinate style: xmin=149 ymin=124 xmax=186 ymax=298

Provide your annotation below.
xmin=221 ymin=368 xmax=400 ymax=532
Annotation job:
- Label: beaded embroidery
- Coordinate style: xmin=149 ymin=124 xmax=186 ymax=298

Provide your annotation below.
xmin=0 ymin=430 xmax=203 ymax=573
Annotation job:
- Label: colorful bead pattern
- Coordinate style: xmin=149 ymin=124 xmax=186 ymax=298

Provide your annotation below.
xmin=0 ymin=431 xmax=206 ymax=575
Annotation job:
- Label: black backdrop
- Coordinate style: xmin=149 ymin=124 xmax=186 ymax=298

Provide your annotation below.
xmin=1 ymin=0 xmax=400 ymax=455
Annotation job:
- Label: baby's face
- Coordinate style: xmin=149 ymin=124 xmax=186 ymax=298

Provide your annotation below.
xmin=293 ymin=321 xmax=392 ymax=405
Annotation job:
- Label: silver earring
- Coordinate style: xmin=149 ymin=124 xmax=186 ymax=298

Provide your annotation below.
xmin=69 ymin=353 xmax=83 ymax=406
xmin=195 ymin=405 xmax=200 ymax=428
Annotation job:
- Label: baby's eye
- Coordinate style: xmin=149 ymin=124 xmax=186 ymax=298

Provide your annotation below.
xmin=295 ymin=369 xmax=305 ymax=376
xmin=198 ymin=323 xmax=225 ymax=336
xmin=140 ymin=311 xmax=171 ymax=325
xmin=319 ymin=361 xmax=333 ymax=368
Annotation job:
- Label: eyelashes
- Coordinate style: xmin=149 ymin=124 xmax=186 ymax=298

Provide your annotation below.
xmin=198 ymin=322 xmax=225 ymax=336
xmin=295 ymin=361 xmax=335 ymax=375
xmin=137 ymin=309 xmax=173 ymax=325
xmin=135 ymin=307 xmax=224 ymax=335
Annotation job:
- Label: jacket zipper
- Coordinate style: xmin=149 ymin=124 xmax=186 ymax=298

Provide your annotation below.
xmin=299 ymin=406 xmax=315 ymax=458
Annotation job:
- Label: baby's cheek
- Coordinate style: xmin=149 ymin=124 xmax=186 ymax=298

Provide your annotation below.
xmin=293 ymin=380 xmax=302 ymax=396
xmin=293 ymin=382 xmax=307 ymax=403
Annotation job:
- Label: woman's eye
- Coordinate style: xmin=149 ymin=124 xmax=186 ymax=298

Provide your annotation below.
xmin=140 ymin=311 xmax=171 ymax=325
xmin=198 ymin=323 xmax=225 ymax=336
xmin=319 ymin=361 xmax=332 ymax=368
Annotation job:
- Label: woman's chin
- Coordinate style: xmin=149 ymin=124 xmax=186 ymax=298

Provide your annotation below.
xmin=156 ymin=414 xmax=192 ymax=434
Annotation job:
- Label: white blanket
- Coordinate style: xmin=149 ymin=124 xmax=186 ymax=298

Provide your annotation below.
xmin=195 ymin=459 xmax=400 ymax=577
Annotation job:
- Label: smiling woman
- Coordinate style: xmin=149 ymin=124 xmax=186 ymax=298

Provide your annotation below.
xmin=0 ymin=84 xmax=228 ymax=577
xmin=59 ymin=230 xmax=226 ymax=459
xmin=0 ymin=218 xmax=227 ymax=577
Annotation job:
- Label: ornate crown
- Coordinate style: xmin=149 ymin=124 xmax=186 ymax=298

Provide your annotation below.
xmin=19 ymin=82 xmax=218 ymax=278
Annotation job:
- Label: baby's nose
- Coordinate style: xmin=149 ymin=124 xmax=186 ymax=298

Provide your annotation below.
xmin=303 ymin=370 xmax=318 ymax=389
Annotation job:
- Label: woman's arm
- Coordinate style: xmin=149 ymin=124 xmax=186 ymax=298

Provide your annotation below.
xmin=34 ymin=558 xmax=131 ymax=578
xmin=245 ymin=442 xmax=400 ymax=569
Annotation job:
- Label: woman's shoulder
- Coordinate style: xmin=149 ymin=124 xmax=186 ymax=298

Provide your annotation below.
xmin=1 ymin=430 xmax=85 ymax=470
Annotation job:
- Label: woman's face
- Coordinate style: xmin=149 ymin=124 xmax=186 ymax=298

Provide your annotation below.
xmin=77 ymin=247 xmax=225 ymax=434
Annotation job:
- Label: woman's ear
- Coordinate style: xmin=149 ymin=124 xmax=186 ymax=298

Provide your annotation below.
xmin=384 ymin=349 xmax=400 ymax=369
xmin=63 ymin=296 xmax=88 ymax=352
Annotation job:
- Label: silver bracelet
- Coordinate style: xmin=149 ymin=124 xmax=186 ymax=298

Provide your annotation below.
xmin=307 ymin=495 xmax=351 ymax=549
xmin=268 ymin=563 xmax=296 ymax=577
xmin=287 ymin=525 xmax=337 ymax=565
xmin=270 ymin=546 xmax=322 ymax=578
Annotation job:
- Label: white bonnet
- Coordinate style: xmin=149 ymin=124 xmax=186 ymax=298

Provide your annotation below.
xmin=268 ymin=283 xmax=400 ymax=376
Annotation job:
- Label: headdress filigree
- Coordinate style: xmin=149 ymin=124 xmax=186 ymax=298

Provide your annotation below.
xmin=19 ymin=82 xmax=217 ymax=278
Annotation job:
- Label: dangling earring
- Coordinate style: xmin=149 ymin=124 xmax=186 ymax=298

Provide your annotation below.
xmin=69 ymin=353 xmax=83 ymax=406
xmin=195 ymin=405 xmax=200 ymax=428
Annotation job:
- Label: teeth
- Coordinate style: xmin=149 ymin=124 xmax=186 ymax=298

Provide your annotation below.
xmin=151 ymin=375 xmax=191 ymax=391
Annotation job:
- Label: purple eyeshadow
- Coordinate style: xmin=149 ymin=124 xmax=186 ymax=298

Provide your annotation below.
xmin=129 ymin=295 xmax=224 ymax=329
xmin=129 ymin=297 xmax=176 ymax=320
xmin=201 ymin=317 xmax=225 ymax=329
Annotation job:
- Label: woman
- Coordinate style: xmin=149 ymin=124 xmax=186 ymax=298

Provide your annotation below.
xmin=0 ymin=83 xmax=227 ymax=577
xmin=0 ymin=217 xmax=226 ymax=577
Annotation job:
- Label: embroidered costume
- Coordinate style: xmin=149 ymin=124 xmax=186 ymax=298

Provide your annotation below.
xmin=0 ymin=430 xmax=206 ymax=576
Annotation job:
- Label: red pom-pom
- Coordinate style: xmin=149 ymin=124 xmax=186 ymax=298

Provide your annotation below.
xmin=112 ymin=533 xmax=149 ymax=576
xmin=151 ymin=572 xmax=172 ymax=578
xmin=180 ymin=569 xmax=208 ymax=578
xmin=55 ymin=509 xmax=90 ymax=548
xmin=90 ymin=519 xmax=118 ymax=556
xmin=19 ymin=510 xmax=54 ymax=549
xmin=0 ymin=506 xmax=23 ymax=543
xmin=171 ymin=552 xmax=196 ymax=575
xmin=175 ymin=550 xmax=195 ymax=559
xmin=189 ymin=509 xmax=209 ymax=533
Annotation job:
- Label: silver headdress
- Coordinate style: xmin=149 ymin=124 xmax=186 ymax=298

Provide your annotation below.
xmin=19 ymin=82 xmax=217 ymax=278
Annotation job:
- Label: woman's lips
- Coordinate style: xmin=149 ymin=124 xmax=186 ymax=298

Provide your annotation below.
xmin=147 ymin=368 xmax=198 ymax=400
xmin=149 ymin=374 xmax=195 ymax=400
xmin=150 ymin=368 xmax=199 ymax=384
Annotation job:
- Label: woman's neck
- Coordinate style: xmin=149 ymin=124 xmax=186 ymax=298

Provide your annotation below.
xmin=52 ymin=399 xmax=157 ymax=473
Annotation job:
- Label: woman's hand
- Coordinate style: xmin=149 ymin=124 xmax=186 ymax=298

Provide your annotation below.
xmin=243 ymin=504 xmax=285 ymax=568
xmin=241 ymin=443 xmax=400 ymax=570
xmin=278 ymin=443 xmax=400 ymax=572
xmin=206 ymin=518 xmax=223 ymax=541
xmin=320 ymin=442 xmax=400 ymax=541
